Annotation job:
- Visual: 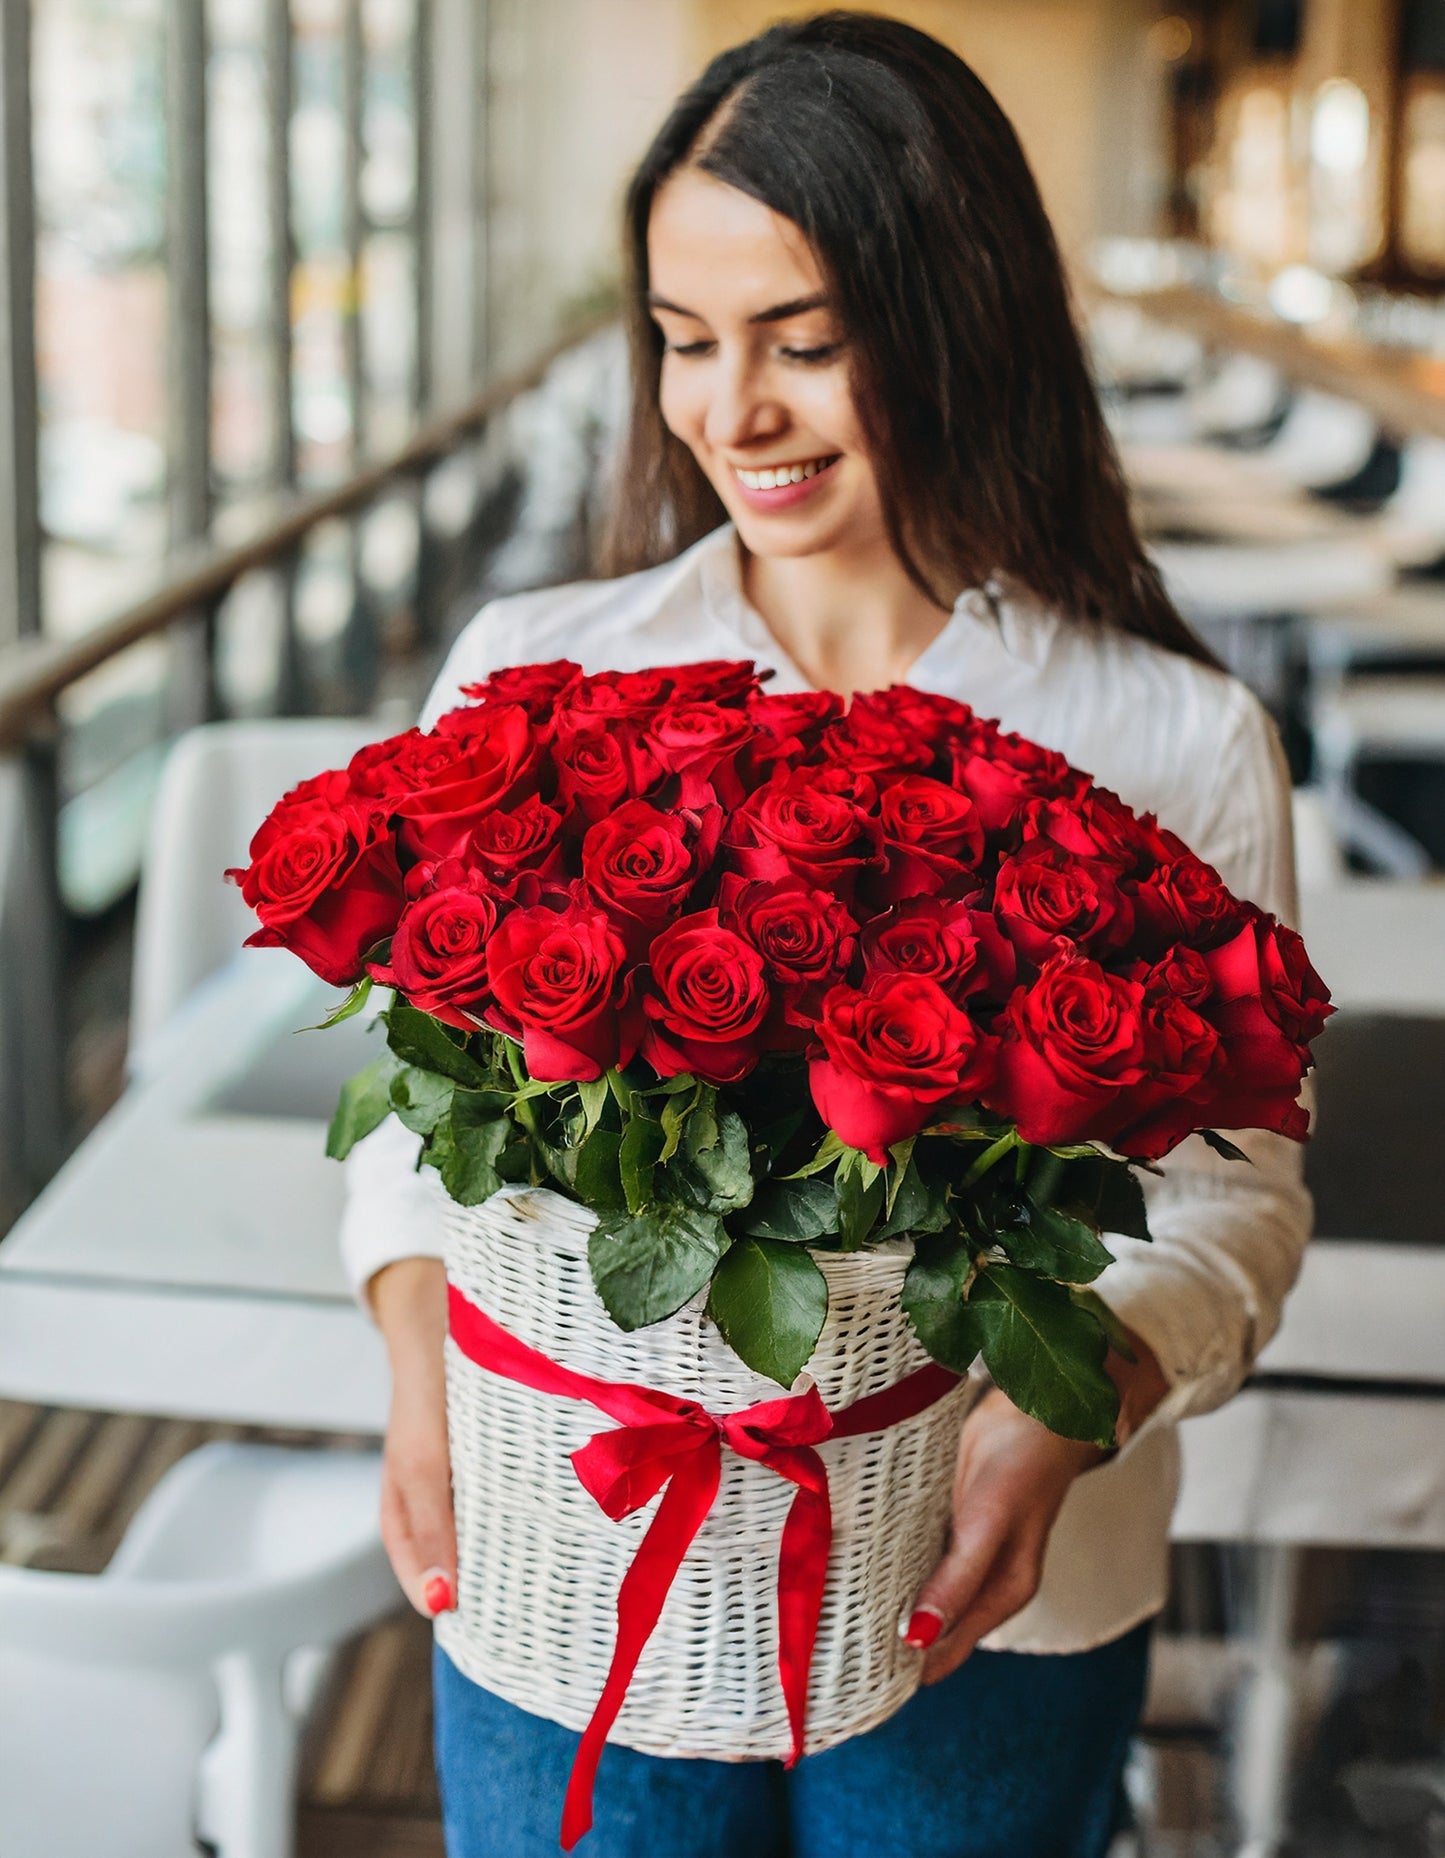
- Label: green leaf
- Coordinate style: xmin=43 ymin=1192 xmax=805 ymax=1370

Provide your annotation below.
xmin=707 ymin=1237 xmax=829 ymax=1387
xmin=439 ymin=1107 xmax=511 ymax=1205
xmin=574 ymin=1125 xmax=626 ymax=1212
xmin=777 ymin=1130 xmax=847 ymax=1180
xmin=325 ymin=1054 xmax=397 ymax=1160
xmin=1093 ymin=1164 xmax=1153 ymax=1245
xmin=389 ymin=1066 xmax=456 ymax=1136
xmin=383 ymin=1000 xmax=489 ymax=1087
xmin=738 ymin=1174 xmax=838 ymax=1244
xmin=1069 ymin=1286 xmax=1136 ymax=1362
xmin=875 ymin=1155 xmax=952 ymax=1241
xmin=658 ymin=1082 xmax=698 ymax=1165
xmin=576 ymin=1077 xmax=610 ymax=1138
xmin=971 ymin=1264 xmax=1119 ymax=1446
xmin=619 ymin=1113 xmax=666 ymax=1214
xmin=986 ymin=1188 xmax=1116 ymax=1285
xmin=750 ymin=1103 xmax=809 ymax=1170
xmin=299 ymin=975 xmax=374 ymax=1033
xmin=884 ymin=1138 xmax=916 ymax=1218
xmin=1201 ymin=1130 xmax=1251 ymax=1164
xmin=901 ymin=1230 xmax=988 ymax=1371
xmin=835 ymin=1152 xmax=885 ymax=1250
xmin=683 ymin=1105 xmax=754 ymax=1214
xmin=588 ymin=1203 xmax=727 ymax=1329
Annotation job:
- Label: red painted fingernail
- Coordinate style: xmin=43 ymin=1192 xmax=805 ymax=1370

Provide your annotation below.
xmin=903 ymin=1608 xmax=943 ymax=1649
xmin=423 ymin=1573 xmax=454 ymax=1615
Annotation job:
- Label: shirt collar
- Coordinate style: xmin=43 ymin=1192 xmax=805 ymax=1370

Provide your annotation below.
xmin=694 ymin=522 xmax=1059 ymax=684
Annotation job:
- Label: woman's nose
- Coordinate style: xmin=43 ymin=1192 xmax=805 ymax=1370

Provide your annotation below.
xmin=702 ymin=356 xmax=786 ymax=452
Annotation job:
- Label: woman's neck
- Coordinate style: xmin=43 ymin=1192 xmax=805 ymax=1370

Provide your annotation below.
xmin=738 ymin=535 xmax=960 ymax=699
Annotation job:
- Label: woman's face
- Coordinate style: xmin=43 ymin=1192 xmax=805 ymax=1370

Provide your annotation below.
xmin=647 ymin=167 xmax=885 ymax=561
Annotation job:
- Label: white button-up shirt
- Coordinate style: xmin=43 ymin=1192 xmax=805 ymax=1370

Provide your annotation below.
xmin=342 ymin=520 xmax=1312 ymax=1654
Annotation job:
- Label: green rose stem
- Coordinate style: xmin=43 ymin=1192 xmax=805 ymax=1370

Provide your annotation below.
xmin=958 ymin=1131 xmax=1016 ymax=1191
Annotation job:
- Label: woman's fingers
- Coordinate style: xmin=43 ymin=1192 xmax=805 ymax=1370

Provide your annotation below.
xmin=900 ymin=1499 xmax=1011 ymax=1653
xmin=919 ymin=1543 xmax=1043 ymax=1685
xmin=381 ymin=1398 xmax=458 ymax=1618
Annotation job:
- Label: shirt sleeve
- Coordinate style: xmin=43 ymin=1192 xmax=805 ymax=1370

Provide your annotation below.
xmin=1093 ymin=681 xmax=1315 ymax=1447
xmin=338 ymin=597 xmax=515 ymax=1317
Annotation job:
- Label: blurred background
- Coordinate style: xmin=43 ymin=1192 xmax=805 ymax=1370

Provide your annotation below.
xmin=0 ymin=2 xmax=1443 ymax=1854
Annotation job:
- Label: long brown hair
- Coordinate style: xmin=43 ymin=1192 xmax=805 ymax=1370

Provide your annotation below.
xmin=603 ymin=9 xmax=1217 ymax=669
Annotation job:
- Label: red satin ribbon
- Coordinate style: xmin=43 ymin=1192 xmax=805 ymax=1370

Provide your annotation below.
xmin=447 ymin=1282 xmax=959 ymax=1850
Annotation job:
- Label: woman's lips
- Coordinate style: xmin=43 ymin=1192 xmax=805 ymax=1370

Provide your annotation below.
xmin=728 ymin=454 xmax=842 ymax=513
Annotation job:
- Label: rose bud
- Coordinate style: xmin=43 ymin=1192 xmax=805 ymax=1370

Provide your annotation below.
xmin=640 ymin=910 xmax=771 ymax=1084
xmin=368 ymin=871 xmax=503 ymax=1030
xmin=484 ymin=901 xmax=639 ymax=1081
xmin=993 ymin=845 xmax=1134 ymax=964
xmin=581 ymin=799 xmax=720 ymax=953
xmin=986 ymin=951 xmax=1147 ymax=1147
xmin=871 ymin=775 xmax=985 ymax=903
xmin=808 ymin=972 xmax=997 ymax=1164
xmin=228 ymin=795 xmax=403 ymax=987
xmin=391 ymin=702 xmax=542 ymax=864
xmin=859 ymin=895 xmax=1015 ymax=1006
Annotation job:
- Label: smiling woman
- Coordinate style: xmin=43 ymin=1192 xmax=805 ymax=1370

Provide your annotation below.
xmin=342 ymin=12 xmax=1315 ymax=1858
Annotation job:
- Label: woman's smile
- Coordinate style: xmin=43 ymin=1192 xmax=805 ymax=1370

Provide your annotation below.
xmin=729 ymin=452 xmax=843 ymax=508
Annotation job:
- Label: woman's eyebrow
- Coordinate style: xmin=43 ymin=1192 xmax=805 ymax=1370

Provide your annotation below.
xmin=646 ymin=291 xmax=831 ymax=324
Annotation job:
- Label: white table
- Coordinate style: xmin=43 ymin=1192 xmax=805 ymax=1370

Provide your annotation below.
xmin=0 ymin=956 xmax=390 ymax=1431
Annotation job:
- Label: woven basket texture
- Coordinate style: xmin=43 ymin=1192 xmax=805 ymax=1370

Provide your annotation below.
xmin=435 ymin=1184 xmax=977 ymax=1761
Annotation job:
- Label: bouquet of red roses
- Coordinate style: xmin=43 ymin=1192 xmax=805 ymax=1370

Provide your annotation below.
xmin=229 ymin=658 xmax=1331 ymax=1445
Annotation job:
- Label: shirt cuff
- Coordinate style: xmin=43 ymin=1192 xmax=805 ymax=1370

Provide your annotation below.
xmin=339 ymin=1113 xmax=450 ymax=1319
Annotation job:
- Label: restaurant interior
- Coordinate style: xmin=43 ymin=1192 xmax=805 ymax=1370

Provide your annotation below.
xmin=0 ymin=1 xmax=1443 ymax=1853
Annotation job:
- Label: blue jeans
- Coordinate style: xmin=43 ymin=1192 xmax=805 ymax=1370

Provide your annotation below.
xmin=432 ymin=1620 xmax=1151 ymax=1858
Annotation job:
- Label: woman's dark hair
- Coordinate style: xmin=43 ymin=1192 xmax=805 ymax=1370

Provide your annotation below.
xmin=603 ymin=9 xmax=1217 ymax=668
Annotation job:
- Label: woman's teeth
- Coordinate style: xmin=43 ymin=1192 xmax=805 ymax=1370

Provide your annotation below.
xmin=734 ymin=456 xmax=837 ymax=490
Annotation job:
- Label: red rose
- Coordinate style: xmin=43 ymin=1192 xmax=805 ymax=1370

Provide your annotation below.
xmin=346 ymin=729 xmax=460 ymax=802
xmin=459 ymin=658 xmax=581 ymax=720
xmin=872 ymin=775 xmax=985 ymax=902
xmin=1019 ymin=788 xmax=1144 ymax=871
xmin=1109 ymin=994 xmax=1222 ymax=1159
xmin=392 ymin=703 xmax=542 ymax=863
xmin=465 ymin=793 xmax=568 ymax=893
xmin=817 ymin=703 xmax=936 ymax=778
xmin=484 ymin=901 xmax=638 ymax=1082
xmin=644 ymin=702 xmax=754 ymax=809
xmin=809 ymin=972 xmax=996 ymax=1163
xmin=860 ymin=895 xmax=1016 ymax=1005
xmin=1141 ymin=945 xmax=1213 ymax=1010
xmin=993 ymin=846 xmax=1134 ymax=964
xmin=717 ymin=874 xmax=857 ymax=1041
xmin=1132 ymin=850 xmax=1248 ymax=952
xmin=987 ymin=952 xmax=1147 ymax=1145
xmin=951 ymin=732 xmax=1091 ymax=834
xmin=228 ymin=796 xmax=402 ymax=986
xmin=553 ymin=721 xmax=660 ymax=826
xmin=558 ymin=668 xmax=675 ymax=730
xmin=850 ymin=687 xmax=978 ymax=759
xmin=724 ymin=766 xmax=881 ymax=894
xmin=744 ymin=690 xmax=845 ymax=778
xmin=1189 ymin=917 xmax=1329 ymax=1140
xmin=664 ymin=660 xmax=763 ymax=704
xmin=640 ymin=910 xmax=771 ymax=1084
xmin=369 ymin=866 xmax=502 ymax=1030
xmin=581 ymin=799 xmax=720 ymax=951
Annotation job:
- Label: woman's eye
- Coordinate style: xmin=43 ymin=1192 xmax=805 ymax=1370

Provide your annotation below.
xmin=779 ymin=343 xmax=842 ymax=364
xmin=662 ymin=339 xmax=715 ymax=357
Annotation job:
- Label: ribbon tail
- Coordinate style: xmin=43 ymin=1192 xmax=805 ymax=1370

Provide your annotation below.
xmin=774 ymin=1452 xmax=832 ymax=1770
xmin=561 ymin=1437 xmax=723 ymax=1851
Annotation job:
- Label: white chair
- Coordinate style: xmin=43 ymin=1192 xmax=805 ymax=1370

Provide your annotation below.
xmin=1125 ymin=389 xmax=1379 ymax=510
xmin=0 ymin=1440 xmax=399 ymax=1858
xmin=1308 ymin=676 xmax=1445 ymax=877
xmin=129 ymin=717 xmax=384 ymax=1072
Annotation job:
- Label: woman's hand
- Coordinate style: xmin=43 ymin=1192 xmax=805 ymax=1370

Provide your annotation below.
xmin=370 ymin=1257 xmax=459 ymax=1619
xmin=906 ymin=1333 xmax=1168 ymax=1685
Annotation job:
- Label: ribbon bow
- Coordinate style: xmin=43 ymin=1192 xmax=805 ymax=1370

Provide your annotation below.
xmin=447 ymin=1283 xmax=957 ymax=1850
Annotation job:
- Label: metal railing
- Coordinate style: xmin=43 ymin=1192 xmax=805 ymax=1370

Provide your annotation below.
xmin=0 ymin=0 xmax=516 ymax=1211
xmin=0 ymin=315 xmax=600 ymax=1212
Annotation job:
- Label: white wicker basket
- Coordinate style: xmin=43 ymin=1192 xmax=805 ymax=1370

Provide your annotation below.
xmin=436 ymin=1184 xmax=978 ymax=1761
